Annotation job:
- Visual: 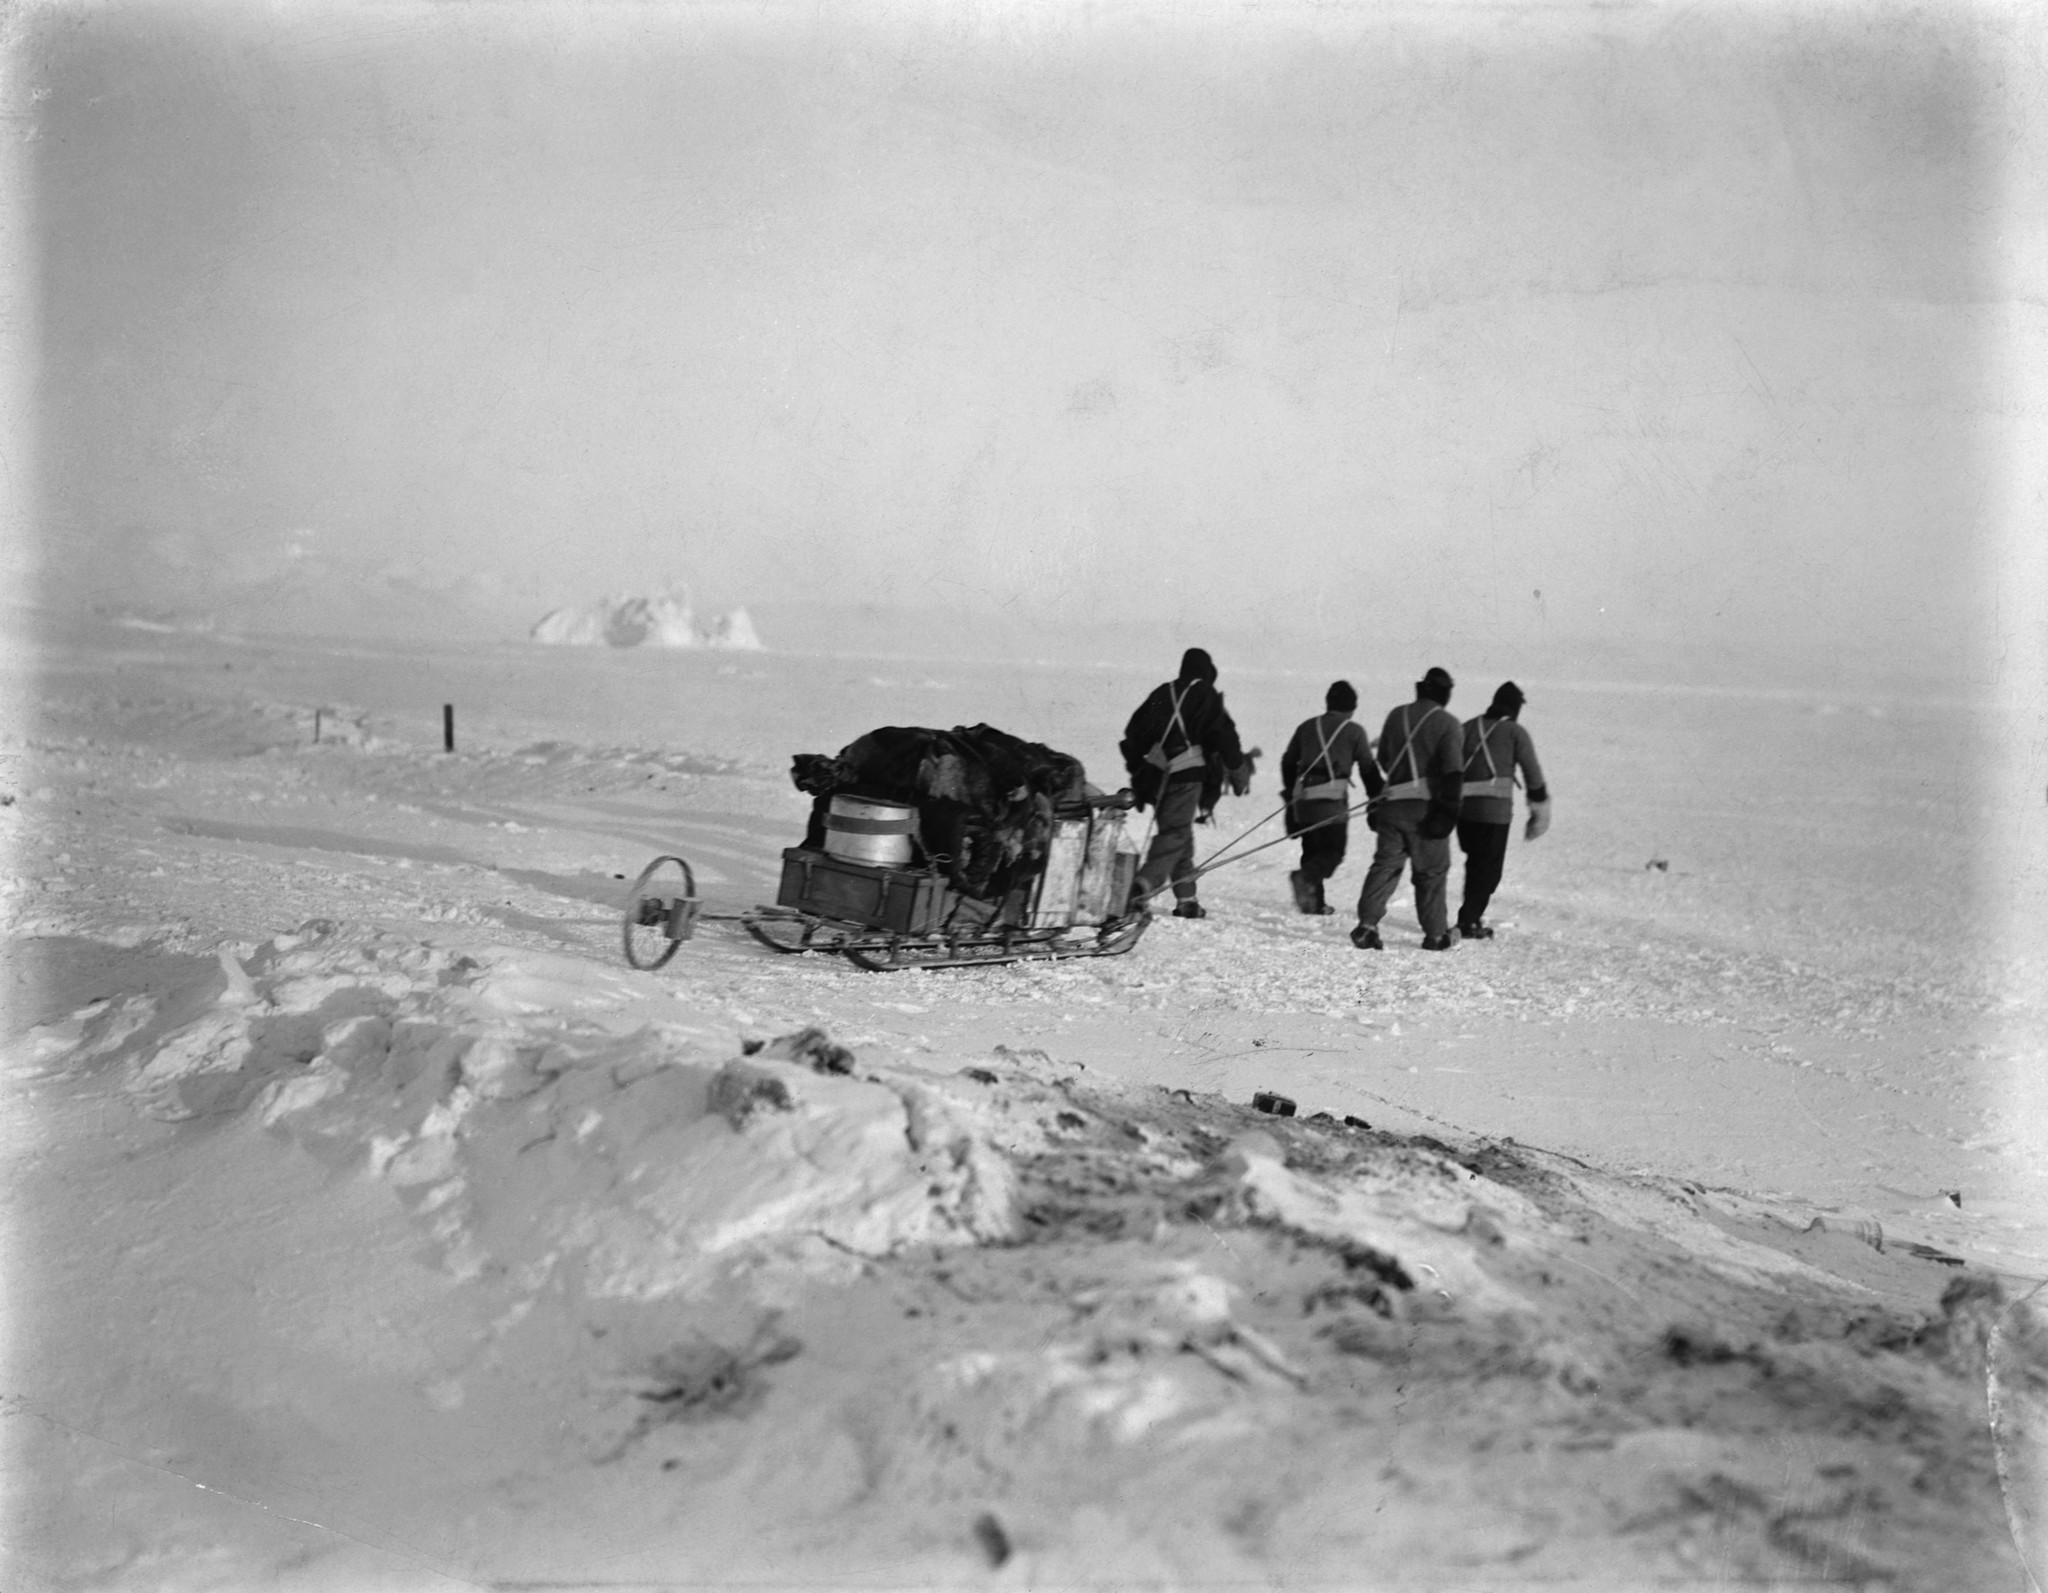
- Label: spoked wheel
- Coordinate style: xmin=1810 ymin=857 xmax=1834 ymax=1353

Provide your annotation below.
xmin=622 ymin=854 xmax=699 ymax=970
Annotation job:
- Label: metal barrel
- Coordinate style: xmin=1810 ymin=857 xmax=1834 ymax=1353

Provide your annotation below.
xmin=823 ymin=796 xmax=918 ymax=867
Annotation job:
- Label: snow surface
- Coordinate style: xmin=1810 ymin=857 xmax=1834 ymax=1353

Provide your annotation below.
xmin=3 ymin=615 xmax=2044 ymax=1589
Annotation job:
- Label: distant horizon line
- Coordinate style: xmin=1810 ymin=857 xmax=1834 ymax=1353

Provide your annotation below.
xmin=27 ymin=603 xmax=1997 ymax=710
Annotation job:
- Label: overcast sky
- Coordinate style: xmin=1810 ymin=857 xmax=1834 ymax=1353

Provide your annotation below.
xmin=14 ymin=0 xmax=2041 ymax=669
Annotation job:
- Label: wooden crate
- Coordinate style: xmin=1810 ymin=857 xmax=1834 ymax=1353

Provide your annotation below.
xmin=1028 ymin=818 xmax=1090 ymax=928
xmin=1076 ymin=807 xmax=1138 ymax=923
xmin=776 ymin=848 xmax=949 ymax=934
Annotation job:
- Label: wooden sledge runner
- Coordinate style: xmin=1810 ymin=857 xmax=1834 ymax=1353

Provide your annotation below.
xmin=737 ymin=902 xmax=1149 ymax=971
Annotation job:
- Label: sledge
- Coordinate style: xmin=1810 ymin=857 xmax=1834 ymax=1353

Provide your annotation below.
xmin=621 ymin=725 xmax=1152 ymax=973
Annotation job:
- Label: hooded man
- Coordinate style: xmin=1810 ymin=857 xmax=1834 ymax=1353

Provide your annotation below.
xmin=1455 ymin=681 xmax=1551 ymax=939
xmin=1119 ymin=647 xmax=1251 ymax=919
xmin=1279 ymin=679 xmax=1383 ymax=915
xmin=1351 ymin=666 xmax=1464 ymax=952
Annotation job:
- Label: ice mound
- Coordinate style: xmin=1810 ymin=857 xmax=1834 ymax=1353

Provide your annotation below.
xmin=531 ymin=588 xmax=764 ymax=649
xmin=71 ymin=921 xmax=1564 ymax=1327
xmin=699 ymin=605 xmax=763 ymax=650
xmin=90 ymin=925 xmax=1017 ymax=1299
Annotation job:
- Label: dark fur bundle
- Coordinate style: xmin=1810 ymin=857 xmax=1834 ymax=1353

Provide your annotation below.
xmin=788 ymin=724 xmax=1088 ymax=903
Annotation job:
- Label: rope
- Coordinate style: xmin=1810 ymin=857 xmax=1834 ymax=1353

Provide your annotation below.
xmin=1126 ymin=797 xmax=1376 ymax=910
xmin=1191 ymin=802 xmax=1289 ymax=873
xmin=1191 ymin=798 xmax=1374 ymax=876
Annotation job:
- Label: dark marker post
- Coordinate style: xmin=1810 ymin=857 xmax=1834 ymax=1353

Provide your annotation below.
xmin=443 ymin=704 xmax=455 ymax=753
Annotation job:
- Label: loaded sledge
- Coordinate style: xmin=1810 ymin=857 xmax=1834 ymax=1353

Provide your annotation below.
xmin=622 ymin=722 xmax=1151 ymax=972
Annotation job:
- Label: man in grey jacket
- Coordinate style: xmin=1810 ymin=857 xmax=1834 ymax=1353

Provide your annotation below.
xmin=1280 ymin=680 xmax=1381 ymax=915
xmin=1455 ymin=681 xmax=1551 ymax=939
xmin=1352 ymin=667 xmax=1464 ymax=952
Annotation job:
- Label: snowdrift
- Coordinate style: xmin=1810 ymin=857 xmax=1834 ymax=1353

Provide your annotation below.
xmin=17 ymin=917 xmax=2036 ymax=1587
xmin=103 ymin=922 xmax=1554 ymax=1314
xmin=531 ymin=590 xmax=764 ymax=650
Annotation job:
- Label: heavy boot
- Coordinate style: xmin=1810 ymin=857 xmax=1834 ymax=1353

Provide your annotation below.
xmin=1288 ymin=870 xmax=1317 ymax=914
xmin=1310 ymin=879 xmax=1335 ymax=916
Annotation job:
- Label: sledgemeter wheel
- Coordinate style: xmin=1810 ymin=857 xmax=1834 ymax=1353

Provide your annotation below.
xmin=622 ymin=854 xmax=699 ymax=971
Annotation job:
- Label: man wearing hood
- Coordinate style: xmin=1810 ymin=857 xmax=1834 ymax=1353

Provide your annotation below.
xmin=1119 ymin=647 xmax=1251 ymax=919
xmin=1351 ymin=666 xmax=1464 ymax=952
xmin=1455 ymin=681 xmax=1551 ymax=939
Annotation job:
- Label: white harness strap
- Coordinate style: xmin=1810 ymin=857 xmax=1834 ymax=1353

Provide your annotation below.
xmin=1293 ymin=716 xmax=1349 ymax=802
xmin=1381 ymin=705 xmax=1442 ymax=802
xmin=1144 ymin=683 xmax=1207 ymax=774
xmin=1464 ymin=716 xmax=1518 ymax=802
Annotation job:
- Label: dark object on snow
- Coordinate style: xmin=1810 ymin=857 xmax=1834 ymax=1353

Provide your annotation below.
xmin=1253 ymin=1091 xmax=1297 ymax=1117
xmin=1900 ymin=1240 xmax=1967 ymax=1268
xmin=1343 ymin=1115 xmax=1372 ymax=1131
xmin=708 ymin=1061 xmax=797 ymax=1127
xmin=789 ymin=723 xmax=1089 ymax=904
xmin=1646 ymin=858 xmax=1670 ymax=871
xmin=632 ymin=1322 xmax=802 ymax=1427
xmin=739 ymin=1026 xmax=856 ymax=1075
xmin=972 ymin=1511 xmax=1013 ymax=1568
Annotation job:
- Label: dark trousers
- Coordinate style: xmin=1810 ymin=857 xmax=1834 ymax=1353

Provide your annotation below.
xmin=1292 ymin=799 xmax=1349 ymax=882
xmin=1456 ymin=818 xmax=1511 ymax=927
xmin=1355 ymin=803 xmax=1451 ymax=938
xmin=1132 ymin=777 xmax=1204 ymax=907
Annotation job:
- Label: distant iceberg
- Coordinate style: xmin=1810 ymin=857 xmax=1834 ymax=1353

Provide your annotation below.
xmin=700 ymin=606 xmax=764 ymax=651
xmin=531 ymin=591 xmax=765 ymax=650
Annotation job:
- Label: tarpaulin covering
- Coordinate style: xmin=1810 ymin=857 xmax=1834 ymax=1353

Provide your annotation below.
xmin=791 ymin=724 xmax=1090 ymax=903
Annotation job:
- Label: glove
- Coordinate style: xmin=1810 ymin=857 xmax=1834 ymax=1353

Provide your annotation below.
xmin=1228 ymin=759 xmax=1253 ymax=798
xmin=1418 ymin=802 xmax=1458 ymax=841
xmin=1525 ymin=797 xmax=1552 ymax=841
xmin=1363 ymin=795 xmax=1388 ymax=834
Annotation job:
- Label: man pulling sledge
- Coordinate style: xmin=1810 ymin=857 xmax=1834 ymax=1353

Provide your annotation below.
xmin=1120 ymin=648 xmax=1255 ymax=919
xmin=1455 ymin=680 xmax=1551 ymax=939
xmin=1279 ymin=680 xmax=1383 ymax=915
xmin=1351 ymin=666 xmax=1465 ymax=952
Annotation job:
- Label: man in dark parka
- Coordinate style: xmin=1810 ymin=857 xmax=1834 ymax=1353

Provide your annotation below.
xmin=1120 ymin=648 xmax=1251 ymax=918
